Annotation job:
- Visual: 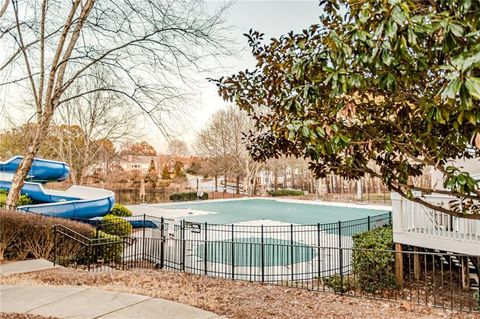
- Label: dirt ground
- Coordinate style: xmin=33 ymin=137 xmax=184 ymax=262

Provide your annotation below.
xmin=1 ymin=268 xmax=478 ymax=319
xmin=0 ymin=314 xmax=58 ymax=319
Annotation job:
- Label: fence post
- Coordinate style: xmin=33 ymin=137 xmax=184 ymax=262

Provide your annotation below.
xmin=142 ymin=214 xmax=146 ymax=261
xmin=338 ymin=220 xmax=343 ymax=293
xmin=389 ymin=211 xmax=392 ymax=224
xmin=204 ymin=222 xmax=208 ymax=275
xmin=261 ymin=225 xmax=265 ymax=283
xmin=317 ymin=223 xmax=321 ymax=280
xmin=95 ymin=226 xmax=99 ymax=263
xmin=53 ymin=225 xmax=57 ymax=266
xmin=395 ymin=243 xmax=404 ymax=288
xmin=160 ymin=217 xmax=165 ymax=269
xmin=231 ymin=224 xmax=235 ymax=280
xmin=290 ymin=224 xmax=294 ymax=283
xmin=367 ymin=216 xmax=371 ymax=232
xmin=477 ymin=257 xmax=480 ymax=310
xmin=181 ymin=219 xmax=186 ymax=271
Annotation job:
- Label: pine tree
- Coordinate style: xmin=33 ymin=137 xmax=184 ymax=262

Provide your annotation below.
xmin=147 ymin=159 xmax=156 ymax=174
xmin=145 ymin=159 xmax=158 ymax=188
xmin=173 ymin=161 xmax=186 ymax=177
xmin=161 ymin=165 xmax=171 ymax=179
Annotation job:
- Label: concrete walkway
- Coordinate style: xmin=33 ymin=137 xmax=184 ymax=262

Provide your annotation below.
xmin=0 ymin=259 xmax=60 ymax=276
xmin=0 ymin=284 xmax=224 ymax=319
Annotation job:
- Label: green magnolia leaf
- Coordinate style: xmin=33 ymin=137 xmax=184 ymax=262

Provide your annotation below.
xmin=441 ymin=78 xmax=462 ymax=100
xmin=448 ymin=22 xmax=464 ymax=37
xmin=382 ymin=50 xmax=393 ymax=66
xmin=386 ymin=20 xmax=398 ymax=39
xmin=460 ymin=0 xmax=472 ymax=12
xmin=407 ymin=27 xmax=417 ymax=46
xmin=316 ymin=127 xmax=325 ymax=138
xmin=302 ymin=126 xmax=310 ymax=138
xmin=465 ymin=77 xmax=480 ymax=100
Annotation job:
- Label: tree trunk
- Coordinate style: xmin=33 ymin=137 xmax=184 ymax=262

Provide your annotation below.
xmin=236 ymin=176 xmax=240 ymax=194
xmin=274 ymin=169 xmax=278 ymax=191
xmin=6 ymin=110 xmax=54 ymax=207
xmin=69 ymin=168 xmax=77 ymax=184
xmin=214 ymin=175 xmax=218 ymax=192
xmin=291 ymin=168 xmax=295 ymax=189
xmin=300 ymin=170 xmax=305 ymax=191
xmin=79 ymin=142 xmax=91 ymax=185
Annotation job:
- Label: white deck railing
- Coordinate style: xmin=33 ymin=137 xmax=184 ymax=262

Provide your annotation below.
xmin=392 ymin=192 xmax=480 ymax=247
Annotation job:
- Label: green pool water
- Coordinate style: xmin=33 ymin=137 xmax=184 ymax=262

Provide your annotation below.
xmin=160 ymin=199 xmax=388 ymax=225
xmin=197 ymin=237 xmax=316 ymax=266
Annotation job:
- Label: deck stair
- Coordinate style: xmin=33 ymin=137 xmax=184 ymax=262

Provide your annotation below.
xmin=431 ymin=248 xmax=479 ymax=291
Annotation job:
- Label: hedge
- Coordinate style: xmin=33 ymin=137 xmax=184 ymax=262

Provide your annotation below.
xmin=100 ymin=214 xmax=133 ymax=237
xmin=352 ymin=225 xmax=396 ymax=293
xmin=0 ymin=189 xmax=32 ymax=206
xmin=109 ymin=204 xmax=132 ymax=217
xmin=0 ymin=208 xmax=93 ymax=261
xmin=268 ymin=189 xmax=304 ymax=197
xmin=170 ymin=191 xmax=208 ymax=201
xmin=92 ymin=230 xmax=123 ymax=263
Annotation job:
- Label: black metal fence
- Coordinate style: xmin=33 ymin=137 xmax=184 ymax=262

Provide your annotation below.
xmin=52 ymin=212 xmax=479 ymax=312
xmin=112 ymin=186 xmax=244 ymax=205
xmin=173 ymin=212 xmax=392 ymax=253
xmin=109 ymin=187 xmax=391 ymax=205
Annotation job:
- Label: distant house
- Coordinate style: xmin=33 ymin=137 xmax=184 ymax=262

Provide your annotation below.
xmin=119 ymin=155 xmax=201 ymax=174
xmin=120 ymin=155 xmax=154 ymax=172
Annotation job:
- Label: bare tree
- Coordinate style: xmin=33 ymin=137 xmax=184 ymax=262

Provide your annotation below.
xmin=0 ymin=0 xmax=230 ymax=206
xmin=49 ymin=69 xmax=134 ymax=184
xmin=168 ymin=139 xmax=189 ymax=157
xmin=0 ymin=0 xmax=8 ymax=18
xmin=196 ymin=106 xmax=263 ymax=195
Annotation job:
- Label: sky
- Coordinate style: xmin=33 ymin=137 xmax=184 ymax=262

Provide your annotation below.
xmin=154 ymin=0 xmax=322 ymax=153
xmin=0 ymin=0 xmax=322 ymax=154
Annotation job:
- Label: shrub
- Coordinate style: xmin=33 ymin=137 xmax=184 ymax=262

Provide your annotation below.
xmin=324 ymin=274 xmax=354 ymax=293
xmin=100 ymin=214 xmax=132 ymax=237
xmin=109 ymin=204 xmax=132 ymax=217
xmin=92 ymin=230 xmax=123 ymax=263
xmin=0 ymin=208 xmax=93 ymax=261
xmin=268 ymin=189 xmax=304 ymax=197
xmin=169 ymin=191 xmax=208 ymax=202
xmin=0 ymin=189 xmax=32 ymax=206
xmin=352 ymin=225 xmax=396 ymax=293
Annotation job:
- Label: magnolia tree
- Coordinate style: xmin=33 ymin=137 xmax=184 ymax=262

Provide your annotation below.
xmin=216 ymin=0 xmax=480 ymax=218
xmin=0 ymin=0 xmax=230 ymax=206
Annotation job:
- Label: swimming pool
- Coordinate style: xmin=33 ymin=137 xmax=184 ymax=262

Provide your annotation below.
xmin=153 ymin=198 xmax=389 ymax=225
xmin=135 ymin=198 xmax=391 ymax=278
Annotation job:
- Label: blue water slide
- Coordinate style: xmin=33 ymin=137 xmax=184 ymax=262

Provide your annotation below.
xmin=0 ymin=156 xmax=115 ymax=219
xmin=0 ymin=156 xmax=70 ymax=182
